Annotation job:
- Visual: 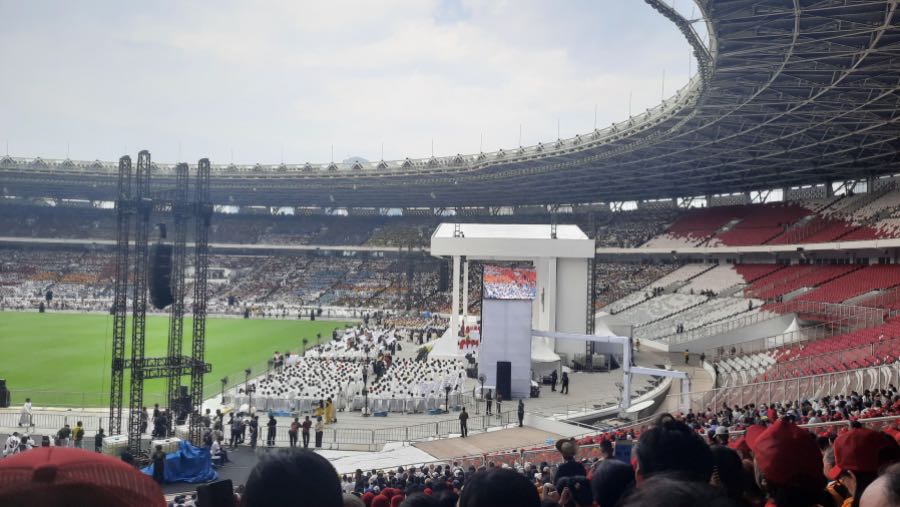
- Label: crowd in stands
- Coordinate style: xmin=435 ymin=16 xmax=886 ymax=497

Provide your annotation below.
xmin=9 ymin=188 xmax=900 ymax=254
xmin=0 ymin=202 xmax=682 ymax=248
xmin=640 ymin=188 xmax=900 ymax=249
xmin=0 ymin=247 xmax=458 ymax=315
xmin=3 ymin=400 xmax=900 ymax=507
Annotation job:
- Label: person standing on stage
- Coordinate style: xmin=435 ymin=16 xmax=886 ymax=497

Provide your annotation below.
xmin=495 ymin=391 xmax=502 ymax=416
xmin=94 ymin=428 xmax=105 ymax=453
xmin=18 ymin=398 xmax=32 ymax=428
xmin=550 ymin=370 xmax=558 ymax=392
xmin=561 ymin=372 xmax=570 ymax=395
xmin=485 ymin=389 xmax=493 ymax=415
xmin=517 ymin=400 xmax=525 ymax=427
xmin=249 ymin=415 xmax=259 ymax=449
xmin=139 ymin=406 xmax=149 ymax=435
xmin=314 ymin=416 xmax=324 ymax=448
xmin=151 ymin=444 xmax=166 ymax=485
xmin=230 ymin=415 xmax=242 ymax=449
xmin=459 ymin=407 xmax=469 ymax=438
xmin=56 ymin=424 xmax=71 ymax=448
xmin=72 ymin=421 xmax=85 ymax=449
xmin=266 ymin=415 xmax=277 ymax=446
xmin=302 ymin=416 xmax=312 ymax=448
xmin=288 ymin=417 xmax=299 ymax=447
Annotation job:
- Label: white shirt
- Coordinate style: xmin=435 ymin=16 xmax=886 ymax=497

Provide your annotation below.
xmin=211 ymin=441 xmax=221 ymax=455
xmin=3 ymin=435 xmax=19 ymax=456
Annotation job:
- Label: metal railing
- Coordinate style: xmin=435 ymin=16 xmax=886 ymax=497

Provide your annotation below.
xmin=5 ymin=390 xmax=169 ymax=411
xmin=669 ymin=362 xmax=898 ymax=413
xmin=721 ymin=336 xmax=900 ymax=386
xmin=0 ymin=410 xmax=126 ymax=435
xmin=664 ymin=309 xmax=781 ymax=345
xmin=529 ymin=399 xmax=619 ymax=419
xmin=204 ymin=410 xmax=516 ymax=450
xmin=708 ymin=317 xmax=863 ymax=360
xmin=230 ymin=393 xmax=480 ymax=416
xmin=667 ymin=300 xmax=891 ymax=347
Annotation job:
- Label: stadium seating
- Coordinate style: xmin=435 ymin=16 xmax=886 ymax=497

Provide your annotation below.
xmin=792 ymin=264 xmax=900 ymax=304
xmin=676 ymin=264 xmax=745 ymax=295
xmin=716 ymin=318 xmax=900 ymax=388
xmin=634 ymin=296 xmax=763 ymax=341
xmin=708 ymin=203 xmax=810 ymax=246
xmin=602 ymin=264 xmax=711 ymax=314
xmin=746 ymin=264 xmax=860 ymax=300
xmin=594 ymin=262 xmax=681 ymax=309
xmin=733 ymin=263 xmax=784 ymax=284
xmin=612 ymin=293 xmax=707 ymax=327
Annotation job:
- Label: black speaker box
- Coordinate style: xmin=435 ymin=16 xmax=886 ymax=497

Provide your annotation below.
xmin=496 ymin=361 xmax=512 ymax=401
xmin=0 ymin=378 xmax=8 ymax=408
xmin=438 ymin=261 xmax=449 ymax=291
xmin=150 ymin=243 xmax=174 ymax=309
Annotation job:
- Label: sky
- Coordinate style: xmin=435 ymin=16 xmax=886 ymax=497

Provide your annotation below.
xmin=0 ymin=0 xmax=699 ymax=165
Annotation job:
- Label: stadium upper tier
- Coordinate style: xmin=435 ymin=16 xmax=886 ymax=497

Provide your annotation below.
xmin=2 ymin=0 xmax=899 ymax=207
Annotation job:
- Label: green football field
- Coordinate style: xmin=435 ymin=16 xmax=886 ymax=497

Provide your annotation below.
xmin=0 ymin=312 xmax=351 ymax=408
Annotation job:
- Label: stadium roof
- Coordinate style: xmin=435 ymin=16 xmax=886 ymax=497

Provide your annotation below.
xmin=2 ymin=0 xmax=899 ymax=208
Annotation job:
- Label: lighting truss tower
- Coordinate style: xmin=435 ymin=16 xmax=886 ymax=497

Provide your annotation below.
xmin=108 ymin=156 xmax=132 ymax=436
xmin=126 ymin=150 xmax=153 ymax=454
xmin=189 ymin=158 xmax=212 ymax=444
xmin=165 ymin=162 xmax=190 ymax=434
xmin=108 ymin=152 xmax=212 ymax=456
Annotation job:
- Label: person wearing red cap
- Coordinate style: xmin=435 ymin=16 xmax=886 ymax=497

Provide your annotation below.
xmin=827 ymin=427 xmax=900 ymax=507
xmin=370 ymin=493 xmax=390 ymax=507
xmin=823 ymin=445 xmax=851 ymax=507
xmin=749 ymin=418 xmax=826 ymax=507
xmin=0 ymin=447 xmax=166 ymax=506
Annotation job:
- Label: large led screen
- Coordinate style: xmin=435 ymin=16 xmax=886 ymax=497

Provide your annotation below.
xmin=482 ymin=265 xmax=536 ymax=300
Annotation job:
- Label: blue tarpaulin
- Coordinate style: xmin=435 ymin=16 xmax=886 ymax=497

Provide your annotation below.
xmin=141 ymin=440 xmax=218 ymax=484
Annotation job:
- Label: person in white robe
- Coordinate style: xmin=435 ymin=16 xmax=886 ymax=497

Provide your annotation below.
xmin=18 ymin=398 xmax=32 ymax=428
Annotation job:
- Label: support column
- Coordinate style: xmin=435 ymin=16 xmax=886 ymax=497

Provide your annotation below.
xmin=450 ymin=255 xmax=461 ymax=339
xmin=546 ymin=258 xmax=557 ymax=333
xmin=621 ymin=342 xmax=632 ymax=409
xmin=462 ymin=258 xmax=469 ymax=332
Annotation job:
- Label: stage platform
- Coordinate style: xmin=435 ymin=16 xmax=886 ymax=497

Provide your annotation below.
xmin=414 ymin=424 xmax=562 ymax=459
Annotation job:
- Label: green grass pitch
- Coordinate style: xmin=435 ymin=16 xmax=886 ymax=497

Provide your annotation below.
xmin=0 ymin=312 xmax=350 ymax=407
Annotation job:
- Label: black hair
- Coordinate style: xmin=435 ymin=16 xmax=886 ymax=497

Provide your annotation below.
xmin=618 ymin=474 xmax=739 ymax=507
xmin=399 ymin=493 xmax=439 ymax=507
xmin=432 ymin=490 xmax=459 ymax=507
xmin=555 ymin=475 xmax=592 ymax=507
xmin=241 ymin=449 xmax=342 ymax=507
xmin=590 ymin=460 xmax=635 ymax=507
xmin=458 ymin=468 xmax=540 ymax=507
xmin=636 ymin=414 xmax=714 ymax=482
xmin=710 ymin=446 xmax=746 ymax=505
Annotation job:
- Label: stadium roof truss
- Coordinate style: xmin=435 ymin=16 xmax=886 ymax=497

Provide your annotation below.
xmin=1 ymin=0 xmax=899 ymax=208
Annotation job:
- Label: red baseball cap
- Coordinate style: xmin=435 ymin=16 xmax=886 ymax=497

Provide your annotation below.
xmin=750 ymin=419 xmax=822 ymax=487
xmin=727 ymin=436 xmax=749 ymax=454
xmin=883 ymin=425 xmax=900 ymax=441
xmin=743 ymin=424 xmax=767 ymax=450
xmin=827 ymin=428 xmax=900 ymax=480
xmin=0 ymin=447 xmax=165 ymax=506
